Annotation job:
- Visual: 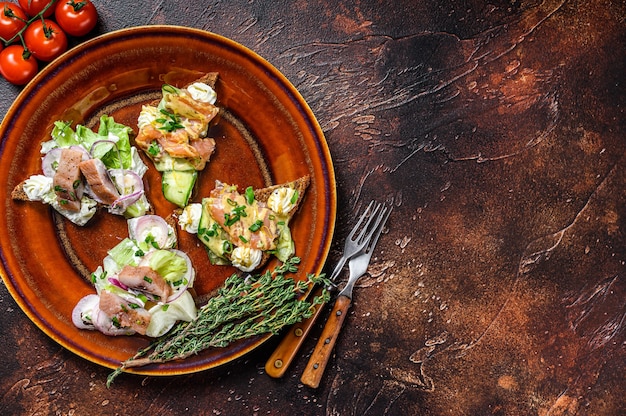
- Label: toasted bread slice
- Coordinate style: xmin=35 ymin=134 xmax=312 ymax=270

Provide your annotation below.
xmin=187 ymin=175 xmax=311 ymax=271
xmin=253 ymin=175 xmax=310 ymax=209
xmin=147 ymin=72 xmax=219 ymax=107
xmin=192 ymin=72 xmax=219 ymax=89
xmin=252 ymin=175 xmax=311 ymax=269
xmin=11 ymin=182 xmax=29 ymax=201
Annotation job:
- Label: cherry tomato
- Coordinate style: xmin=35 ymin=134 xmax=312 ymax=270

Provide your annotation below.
xmin=24 ymin=19 xmax=67 ymax=62
xmin=0 ymin=2 xmax=27 ymax=42
xmin=54 ymin=0 xmax=98 ymax=37
xmin=17 ymin=0 xmax=55 ymax=18
xmin=0 ymin=45 xmax=38 ymax=85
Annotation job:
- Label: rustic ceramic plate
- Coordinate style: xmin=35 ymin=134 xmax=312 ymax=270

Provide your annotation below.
xmin=0 ymin=26 xmax=335 ymax=376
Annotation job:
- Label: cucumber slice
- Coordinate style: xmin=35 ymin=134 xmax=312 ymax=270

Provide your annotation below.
xmin=197 ymin=198 xmax=231 ymax=263
xmin=162 ymin=170 xmax=197 ymax=208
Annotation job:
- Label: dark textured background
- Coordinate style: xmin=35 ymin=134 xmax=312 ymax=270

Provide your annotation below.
xmin=1 ymin=1 xmax=624 ymax=414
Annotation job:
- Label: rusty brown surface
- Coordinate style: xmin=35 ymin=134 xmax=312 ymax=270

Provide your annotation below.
xmin=1 ymin=0 xmax=624 ymax=415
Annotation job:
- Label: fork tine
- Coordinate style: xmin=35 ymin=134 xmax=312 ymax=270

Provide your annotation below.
xmin=352 ymin=202 xmax=383 ymax=246
xmin=364 ymin=204 xmax=392 ymax=256
xmin=328 ymin=200 xmax=381 ymax=281
xmin=355 ymin=203 xmax=387 ymax=247
xmin=346 ymin=200 xmax=375 ymax=240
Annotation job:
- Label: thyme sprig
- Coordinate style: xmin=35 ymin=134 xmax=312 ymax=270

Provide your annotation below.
xmin=106 ymin=257 xmax=330 ymax=387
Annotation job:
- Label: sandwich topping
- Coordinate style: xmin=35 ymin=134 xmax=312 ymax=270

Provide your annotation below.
xmin=135 ymin=79 xmax=220 ymax=207
xmin=179 ymin=179 xmax=305 ymax=272
xmin=19 ymin=115 xmax=150 ymax=225
xmin=72 ymin=215 xmax=197 ymax=338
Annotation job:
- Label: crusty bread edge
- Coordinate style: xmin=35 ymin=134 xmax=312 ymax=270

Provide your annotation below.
xmin=12 ymin=182 xmax=29 ymax=201
xmin=252 ymin=174 xmax=311 ymax=270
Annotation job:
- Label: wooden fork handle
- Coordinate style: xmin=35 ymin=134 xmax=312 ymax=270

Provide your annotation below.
xmin=265 ymin=286 xmax=328 ymax=378
xmin=300 ymin=295 xmax=352 ymax=388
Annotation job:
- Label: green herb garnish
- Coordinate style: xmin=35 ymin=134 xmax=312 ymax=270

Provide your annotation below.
xmin=245 ymin=186 xmax=255 ymax=205
xmin=249 ymin=220 xmax=264 ymax=232
xmin=106 ymin=257 xmax=330 ymax=387
xmin=156 ymin=109 xmax=185 ymax=132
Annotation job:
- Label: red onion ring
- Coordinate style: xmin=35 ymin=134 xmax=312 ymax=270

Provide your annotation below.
xmin=89 ymin=139 xmax=117 ymax=158
xmin=71 ymin=294 xmax=99 ymax=330
xmin=41 ymin=148 xmax=62 ymax=177
xmin=109 ymin=169 xmax=144 ymax=210
xmin=166 ymin=249 xmax=195 ymax=303
xmin=108 ymin=277 xmax=129 ymax=291
xmin=128 ymin=215 xmax=172 ymax=248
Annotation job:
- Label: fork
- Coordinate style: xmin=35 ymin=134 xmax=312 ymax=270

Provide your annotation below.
xmin=264 ymin=200 xmax=387 ymax=378
xmin=300 ymin=203 xmax=392 ymax=388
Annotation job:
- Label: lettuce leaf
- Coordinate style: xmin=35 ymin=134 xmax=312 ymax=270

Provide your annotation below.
xmin=50 ymin=115 xmax=134 ymax=170
xmin=148 ymin=250 xmax=188 ymax=283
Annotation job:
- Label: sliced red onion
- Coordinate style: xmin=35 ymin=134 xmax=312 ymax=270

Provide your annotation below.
xmin=107 ymin=169 xmax=145 ymax=213
xmin=110 ymin=190 xmax=144 ymax=213
xmin=89 ymin=139 xmax=117 ymax=159
xmin=41 ymin=148 xmax=62 ymax=177
xmin=109 ymin=169 xmax=143 ymax=195
xmin=71 ymin=294 xmax=100 ymax=330
xmin=128 ymin=215 xmax=172 ymax=248
xmin=108 ymin=277 xmax=129 ymax=291
xmin=166 ymin=249 xmax=195 ymax=303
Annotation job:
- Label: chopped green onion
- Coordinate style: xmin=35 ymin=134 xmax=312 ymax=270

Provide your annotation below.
xmin=222 ymin=240 xmax=233 ymax=254
xmin=245 ymin=186 xmax=255 ymax=205
xmin=249 ymin=220 xmax=264 ymax=232
xmin=147 ymin=141 xmax=160 ymax=156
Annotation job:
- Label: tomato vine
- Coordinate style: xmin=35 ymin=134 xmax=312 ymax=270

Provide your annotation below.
xmin=0 ymin=0 xmax=98 ymax=85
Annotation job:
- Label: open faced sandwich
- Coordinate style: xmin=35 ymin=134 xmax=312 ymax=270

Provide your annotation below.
xmin=134 ymin=72 xmax=220 ymax=208
xmin=178 ymin=176 xmax=310 ymax=272
xmin=72 ymin=215 xmax=197 ymax=337
xmin=12 ymin=116 xmax=150 ymax=225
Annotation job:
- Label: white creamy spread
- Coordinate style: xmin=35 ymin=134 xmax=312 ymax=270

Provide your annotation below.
xmin=137 ymin=105 xmax=159 ymax=129
xmin=23 ymin=174 xmax=53 ymax=201
xmin=231 ymin=246 xmax=263 ymax=272
xmin=187 ymin=82 xmax=217 ymax=104
xmin=179 ymin=203 xmax=202 ymax=234
xmin=267 ymin=187 xmax=297 ymax=216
